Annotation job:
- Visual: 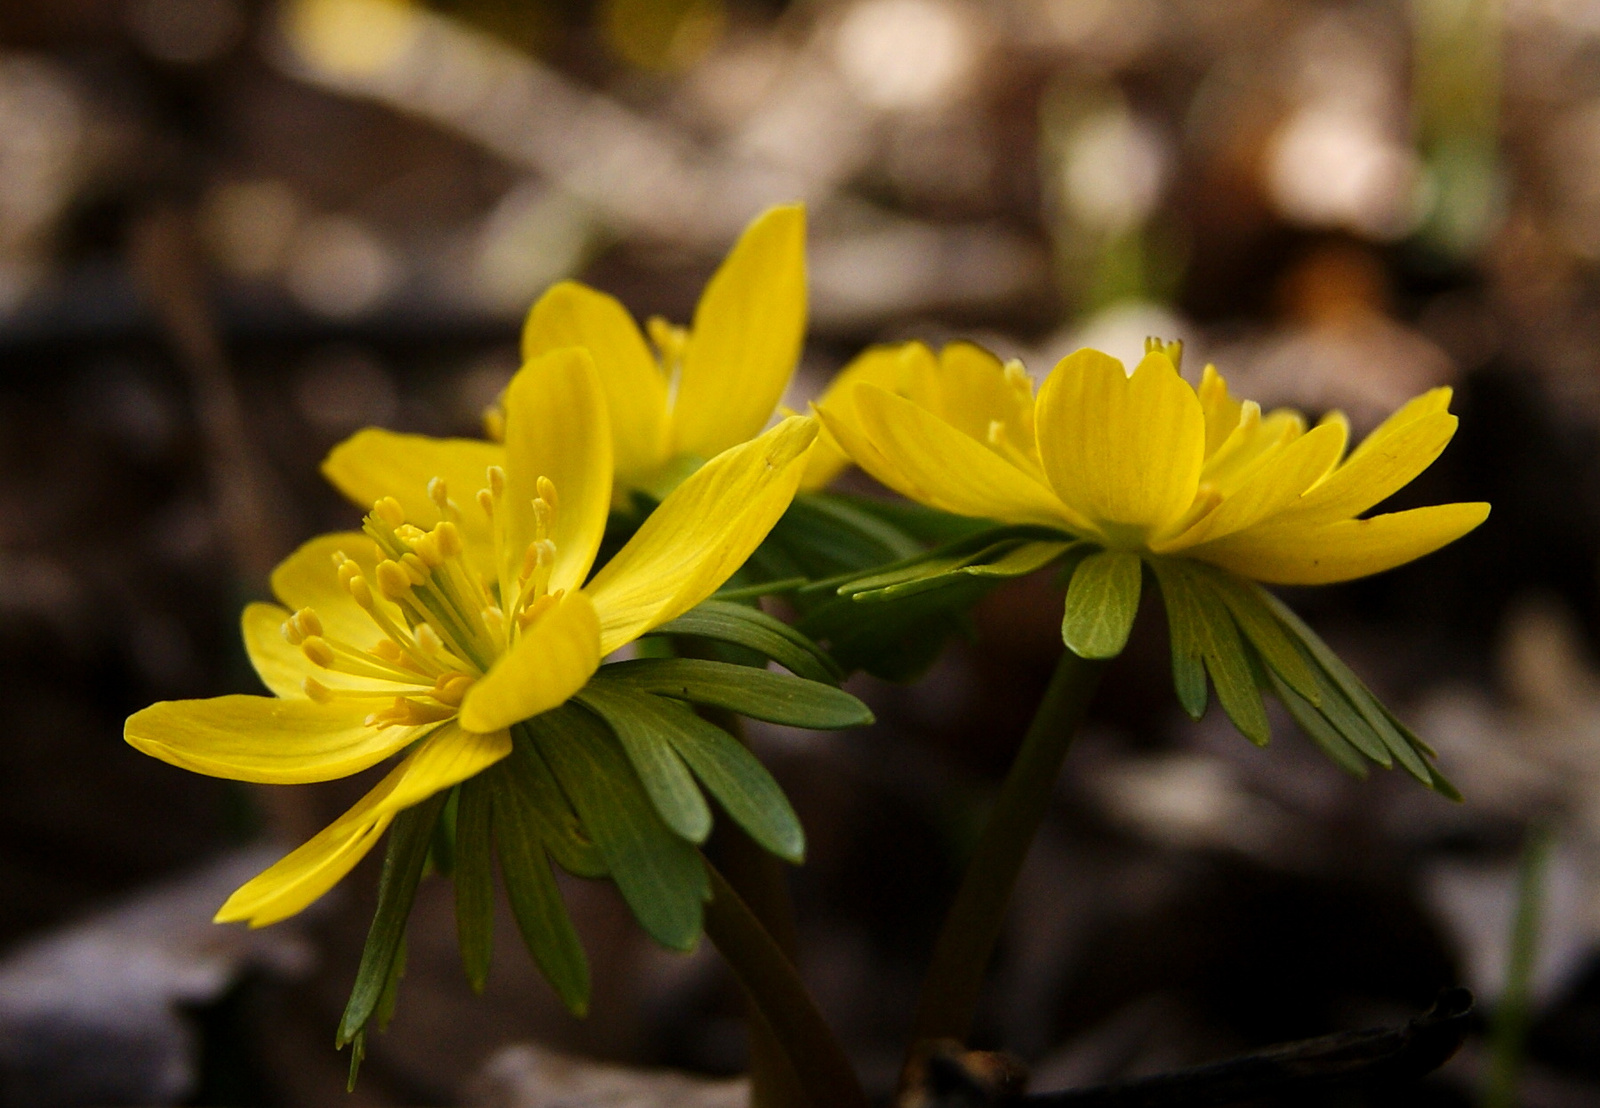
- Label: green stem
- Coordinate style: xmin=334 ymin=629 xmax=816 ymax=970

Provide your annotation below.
xmin=1483 ymin=819 xmax=1554 ymax=1108
xmin=703 ymin=864 xmax=869 ymax=1108
xmin=903 ymin=649 xmax=1105 ymax=1076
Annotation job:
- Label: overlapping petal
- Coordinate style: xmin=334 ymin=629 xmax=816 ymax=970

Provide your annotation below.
xmin=214 ymin=722 xmax=511 ymax=926
xmin=268 ymin=531 xmax=389 ymax=646
xmin=124 ymin=695 xmax=423 ymax=784
xmin=502 ymin=347 xmax=613 ymax=595
xmin=1036 ymin=349 xmax=1205 ymax=540
xmin=522 ymin=280 xmax=671 ymax=484
xmin=459 ymin=590 xmax=602 ymax=733
xmin=672 ymin=205 xmax=807 ymax=460
xmin=586 ymin=416 xmax=818 ymax=654
xmin=802 ymin=342 xmax=933 ymax=490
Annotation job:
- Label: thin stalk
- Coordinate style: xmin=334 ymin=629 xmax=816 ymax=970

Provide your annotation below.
xmin=704 ymin=864 xmax=870 ymax=1108
xmin=904 ymin=649 xmax=1105 ymax=1079
xmin=1482 ymin=819 xmax=1554 ymax=1108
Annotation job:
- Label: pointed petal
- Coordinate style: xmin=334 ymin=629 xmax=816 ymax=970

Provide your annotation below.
xmin=1035 ymin=349 xmax=1206 ymax=537
xmin=322 ymin=430 xmax=504 ymax=573
xmin=802 ymin=342 xmax=932 ymax=490
xmin=502 ymin=347 xmax=614 ymax=594
xmin=672 ymin=205 xmax=807 ymax=459
xmin=848 ymin=384 xmax=1089 ymax=532
xmin=125 ymin=694 xmax=421 ymax=783
xmin=458 ymin=591 xmax=602 ymax=732
xmin=1154 ymin=419 xmax=1348 ymax=551
xmin=1198 ymin=364 xmax=1243 ymax=459
xmin=215 ymin=722 xmax=510 ymax=926
xmin=1191 ymin=502 xmax=1491 ymax=584
xmin=586 ymin=416 xmax=817 ymax=654
xmin=922 ymin=342 xmax=1039 ymax=474
xmin=1275 ymin=390 xmax=1458 ymax=527
xmin=522 ymin=280 xmax=670 ymax=484
xmin=269 ymin=531 xmax=395 ymax=648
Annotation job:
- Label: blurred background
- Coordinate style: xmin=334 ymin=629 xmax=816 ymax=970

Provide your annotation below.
xmin=0 ymin=0 xmax=1597 ymax=1104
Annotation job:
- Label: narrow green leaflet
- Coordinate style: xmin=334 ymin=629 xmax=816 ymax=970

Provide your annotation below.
xmin=1149 ymin=559 xmax=1209 ymax=719
xmin=337 ymin=791 xmax=447 ymax=1049
xmin=504 ymin=732 xmax=608 ymax=878
xmin=594 ymin=659 xmax=873 ymax=730
xmin=1188 ymin=573 xmax=1271 ymax=746
xmin=576 ymin=683 xmax=712 ymax=843
xmin=489 ymin=761 xmax=590 ymax=1015
xmin=1200 ymin=569 xmax=1320 ymax=704
xmin=797 ymin=578 xmax=987 ymax=682
xmin=649 ymin=600 xmax=842 ymax=684
xmin=581 ymin=684 xmax=805 ymax=863
xmin=1265 ymin=667 xmax=1369 ymax=778
xmin=1062 ymin=550 xmax=1143 ymax=659
xmin=453 ymin=776 xmax=495 ymax=993
xmin=532 ymin=704 xmax=710 ymax=951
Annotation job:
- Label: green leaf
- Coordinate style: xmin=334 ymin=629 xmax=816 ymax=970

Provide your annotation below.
xmin=488 ymin=761 xmax=590 ymax=1015
xmin=594 ymin=687 xmax=806 ymax=863
xmin=531 ymin=704 xmax=709 ymax=951
xmin=1062 ymin=550 xmax=1143 ymax=659
xmin=337 ymin=791 xmax=446 ymax=1048
xmin=594 ymin=659 xmax=874 ymax=730
xmin=798 ymin=579 xmax=987 ymax=682
xmin=1265 ymin=665 xmax=1368 ymax=778
xmin=453 ymin=776 xmax=495 ymax=993
xmin=576 ymin=683 xmax=712 ymax=843
xmin=1189 ymin=576 xmax=1271 ymax=746
xmin=1199 ymin=569 xmax=1320 ymax=704
xmin=503 ymin=732 xmax=608 ymax=877
xmin=1149 ymin=558 xmax=1208 ymax=719
xmin=650 ymin=600 xmax=843 ymax=684
xmin=963 ymin=540 xmax=1075 ymax=578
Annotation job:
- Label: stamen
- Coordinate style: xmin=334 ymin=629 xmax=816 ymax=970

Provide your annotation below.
xmin=301 ymin=636 xmax=336 ymax=668
xmin=400 ymin=553 xmax=430 ymax=585
xmin=415 ymin=623 xmax=444 ymax=656
xmin=374 ymin=497 xmax=406 ymax=528
xmin=434 ymin=521 xmax=463 ymax=559
xmin=1003 ymin=359 xmax=1032 ymax=395
xmin=428 ymin=477 xmax=450 ymax=515
xmin=476 ymin=488 xmax=494 ymax=520
xmin=303 ymin=676 xmax=334 ymax=703
xmin=536 ymin=475 xmax=559 ymax=511
xmin=987 ymin=420 xmax=1005 ymax=447
xmin=432 ymin=673 xmax=474 ymax=707
xmin=487 ymin=466 xmax=506 ymax=499
xmin=375 ymin=560 xmax=413 ymax=601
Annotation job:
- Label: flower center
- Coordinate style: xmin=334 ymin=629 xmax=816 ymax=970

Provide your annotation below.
xmin=282 ymin=469 xmax=567 ymax=731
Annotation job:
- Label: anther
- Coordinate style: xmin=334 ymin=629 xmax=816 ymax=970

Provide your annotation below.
xmin=414 ymin=623 xmax=444 ymax=656
xmin=432 ymin=673 xmax=474 ymax=707
xmin=434 ymin=521 xmax=463 ymax=559
xmin=482 ymin=407 xmax=505 ymax=443
xmin=1003 ymin=359 xmax=1031 ymax=394
xmin=536 ymin=475 xmax=558 ymax=511
xmin=374 ymin=497 xmax=406 ymax=528
xmin=517 ymin=592 xmax=557 ymax=630
xmin=301 ymin=636 xmax=336 ymax=668
xmin=292 ymin=607 xmax=322 ymax=639
xmin=428 ymin=477 xmax=450 ymax=514
xmin=400 ymin=553 xmax=430 ymax=584
xmin=532 ymin=497 xmax=552 ymax=538
xmin=375 ymin=560 xmax=412 ymax=600
xmin=477 ymin=488 xmax=495 ymax=520
xmin=987 ymin=420 xmax=1006 ymax=447
xmin=372 ymin=639 xmax=404 ymax=663
xmin=345 ymin=572 xmax=375 ymax=610
xmin=413 ymin=531 xmax=444 ymax=568
xmin=487 ymin=466 xmax=506 ymax=498
xmin=280 ymin=619 xmax=304 ymax=646
xmin=302 ymin=676 xmax=335 ymax=703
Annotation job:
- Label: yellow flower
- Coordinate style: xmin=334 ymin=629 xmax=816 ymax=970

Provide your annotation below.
xmin=819 ymin=343 xmax=1489 ymax=587
xmin=126 ymin=347 xmax=817 ymax=927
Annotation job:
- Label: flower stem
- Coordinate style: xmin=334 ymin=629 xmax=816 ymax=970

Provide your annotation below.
xmin=704 ymin=863 xmax=869 ymax=1108
xmin=903 ymin=649 xmax=1105 ymax=1075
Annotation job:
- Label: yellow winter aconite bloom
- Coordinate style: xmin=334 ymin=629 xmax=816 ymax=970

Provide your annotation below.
xmin=325 ymin=206 xmax=807 ymax=513
xmin=818 ymin=343 xmax=1489 ymax=586
xmin=126 ymin=347 xmax=817 ymax=927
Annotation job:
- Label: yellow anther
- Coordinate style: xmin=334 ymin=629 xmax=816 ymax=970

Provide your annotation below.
xmin=302 ymin=676 xmax=335 ymax=703
xmin=280 ymin=619 xmax=304 ymax=646
xmin=516 ymin=592 xmax=557 ymax=630
xmin=374 ymin=497 xmax=406 ymax=528
xmin=1003 ymin=359 xmax=1032 ymax=394
xmin=394 ymin=523 xmax=426 ymax=545
xmin=483 ymin=406 xmax=505 ymax=443
xmin=536 ymin=475 xmax=558 ymax=511
xmin=375 ymin=560 xmax=412 ymax=600
xmin=647 ymin=316 xmax=689 ymax=366
xmin=301 ymin=636 xmax=336 ymax=668
xmin=487 ymin=465 xmax=506 ymax=498
xmin=337 ymin=558 xmax=362 ymax=587
xmin=482 ymin=604 xmax=505 ymax=640
xmin=344 ymin=572 xmax=375 ymax=610
xmin=400 ymin=553 xmax=430 ymax=584
xmin=428 ymin=477 xmax=450 ymax=514
xmin=532 ymin=497 xmax=552 ymax=538
xmin=432 ymin=672 xmax=474 ymax=707
xmin=412 ymin=532 xmax=444 ymax=568
xmin=987 ymin=420 xmax=1006 ymax=446
xmin=292 ymin=607 xmax=322 ymax=639
xmin=371 ymin=639 xmax=403 ymax=663
xmin=434 ymin=521 xmax=463 ymax=559
xmin=520 ymin=539 xmax=556 ymax=581
xmin=477 ymin=488 xmax=495 ymax=520
xmin=414 ymin=623 xmax=444 ymax=655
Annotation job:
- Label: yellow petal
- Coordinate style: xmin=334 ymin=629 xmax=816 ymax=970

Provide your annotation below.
xmin=1198 ymin=364 xmax=1243 ymax=459
xmin=322 ymin=429 xmax=504 ymax=574
xmin=1153 ymin=420 xmax=1348 ymax=551
xmin=242 ymin=602 xmax=419 ymax=699
xmin=812 ymin=391 xmax=919 ymax=498
xmin=801 ymin=342 xmax=933 ymax=491
xmin=921 ymin=343 xmax=1038 ymax=473
xmin=125 ymin=694 xmax=420 ymax=783
xmin=586 ymin=416 xmax=817 ymax=654
xmin=848 ymin=384 xmax=1088 ymax=532
xmin=215 ymin=722 xmax=510 ymax=926
xmin=1274 ymin=390 xmax=1458 ymax=528
xmin=522 ymin=280 xmax=671 ymax=484
xmin=1035 ymin=349 xmax=1206 ymax=539
xmin=1189 ymin=501 xmax=1491 ymax=585
xmin=502 ymin=347 xmax=614 ymax=594
xmin=269 ymin=531 xmax=394 ymax=648
xmin=458 ymin=591 xmax=602 ymax=732
xmin=672 ymin=205 xmax=807 ymax=459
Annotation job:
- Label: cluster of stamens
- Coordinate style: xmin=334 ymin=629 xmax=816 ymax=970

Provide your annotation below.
xmin=280 ymin=467 xmax=567 ymax=731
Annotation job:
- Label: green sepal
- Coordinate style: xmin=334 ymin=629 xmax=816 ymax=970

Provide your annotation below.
xmin=649 ymin=600 xmax=843 ymax=685
xmin=593 ymin=659 xmax=873 ymax=730
xmin=1062 ymin=549 xmax=1143 ymax=659
xmin=582 ymin=683 xmax=805 ymax=862
xmin=337 ymin=790 xmax=447 ymax=1050
xmin=1150 ymin=559 xmax=1209 ymax=719
xmin=1189 ymin=573 xmax=1271 ymax=745
xmin=502 ymin=733 xmax=608 ymax=878
xmin=487 ymin=756 xmax=590 ymax=1014
xmin=1265 ymin=666 xmax=1369 ymax=778
xmin=453 ymin=776 xmax=496 ymax=993
xmin=530 ymin=704 xmax=710 ymax=951
xmin=576 ymin=683 xmax=713 ymax=844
